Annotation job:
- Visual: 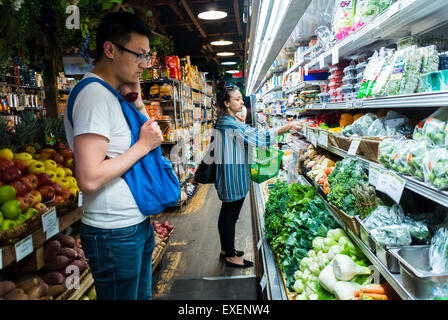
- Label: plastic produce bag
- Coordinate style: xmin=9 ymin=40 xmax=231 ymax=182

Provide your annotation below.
xmin=417 ymin=108 xmax=448 ymax=147
xmin=371 ymin=225 xmax=412 ymax=247
xmin=391 ymin=139 xmax=416 ymax=176
xmin=417 ymin=45 xmax=440 ymax=93
xmin=351 ymin=113 xmax=377 ymax=136
xmin=407 ymin=140 xmax=429 ymax=180
xmin=377 ymin=136 xmax=407 ymax=169
xmin=423 ymin=147 xmax=448 ymax=190
xmin=363 ymin=204 xmax=405 ymax=229
xmin=359 ymin=48 xmax=388 ymax=99
xmin=402 ymin=216 xmax=431 ymax=244
xmin=384 ymin=110 xmax=411 ymax=136
xmin=429 ymin=220 xmax=448 ymax=274
xmin=333 ymin=0 xmax=357 ymax=37
xmin=366 ymin=118 xmax=387 ymax=137
xmin=371 ymin=48 xmax=396 ymax=97
xmin=353 ymin=0 xmax=393 ymax=28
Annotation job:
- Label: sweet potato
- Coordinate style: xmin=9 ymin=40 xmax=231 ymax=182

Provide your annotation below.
xmin=43 ymin=255 xmax=70 ymax=271
xmin=36 ymin=277 xmax=49 ymax=297
xmin=55 ymin=233 xmax=75 ymax=248
xmin=16 ymin=277 xmax=40 ymax=292
xmin=44 ymin=240 xmax=61 ymax=261
xmin=69 ymin=259 xmax=88 ymax=273
xmin=27 ymin=286 xmax=44 ymax=300
xmin=59 ymin=247 xmax=78 ymax=260
xmin=47 ymin=284 xmax=66 ymax=298
xmin=42 ymin=272 xmax=64 ymax=285
xmin=74 ymin=247 xmax=86 ymax=261
xmin=0 ymin=281 xmax=16 ymax=297
xmin=5 ymin=288 xmax=28 ymax=300
xmin=39 ymin=296 xmax=53 ymax=300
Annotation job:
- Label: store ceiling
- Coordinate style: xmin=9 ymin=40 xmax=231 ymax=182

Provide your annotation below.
xmin=142 ymin=0 xmax=248 ymax=77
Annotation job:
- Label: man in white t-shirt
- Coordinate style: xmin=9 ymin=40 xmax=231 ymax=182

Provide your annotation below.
xmin=64 ymin=12 xmax=162 ymax=300
xmin=235 ymin=105 xmax=247 ymax=123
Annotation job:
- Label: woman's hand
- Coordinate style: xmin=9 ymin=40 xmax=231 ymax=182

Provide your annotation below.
xmin=277 ymin=121 xmax=303 ymax=136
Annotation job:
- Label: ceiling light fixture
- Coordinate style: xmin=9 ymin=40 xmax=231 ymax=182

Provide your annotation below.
xmin=221 ymin=61 xmax=237 ymax=65
xmin=226 ymin=70 xmax=240 ymax=74
xmin=210 ymin=40 xmax=233 ymax=46
xmin=217 ymin=52 xmax=235 ymax=57
xmin=198 ymin=10 xmax=227 ymax=20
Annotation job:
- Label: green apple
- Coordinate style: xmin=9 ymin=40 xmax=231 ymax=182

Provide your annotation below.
xmin=16 ymin=214 xmax=28 ymax=225
xmin=1 ymin=199 xmax=22 ymax=220
xmin=0 ymin=185 xmax=17 ymax=206
xmin=0 ymin=211 xmax=3 ymax=228
xmin=0 ymin=219 xmax=17 ymax=230
xmin=24 ymin=207 xmax=38 ymax=219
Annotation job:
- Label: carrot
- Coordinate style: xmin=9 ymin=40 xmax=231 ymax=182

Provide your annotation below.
xmin=359 ymin=284 xmax=394 ymax=295
xmin=319 ymin=178 xmax=325 ymax=185
xmin=323 ymin=181 xmax=330 ymax=188
xmin=324 ymin=167 xmax=334 ymax=175
xmin=323 ymin=186 xmax=330 ymax=194
xmin=360 ymin=292 xmax=390 ymax=300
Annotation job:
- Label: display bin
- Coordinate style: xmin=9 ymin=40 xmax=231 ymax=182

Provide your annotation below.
xmin=358 ymin=137 xmax=383 ymax=162
xmin=327 ymin=132 xmax=340 ymax=148
xmin=329 ymin=204 xmax=360 ymax=236
xmin=251 ymin=147 xmax=285 ymax=184
xmin=331 ymin=133 xmax=352 ymax=151
xmin=355 ymin=215 xmax=376 ymax=253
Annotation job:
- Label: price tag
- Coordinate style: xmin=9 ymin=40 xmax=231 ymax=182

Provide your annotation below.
xmin=15 ymin=234 xmax=33 ymax=262
xmin=376 ymin=170 xmax=390 ymax=194
xmin=41 ymin=207 xmax=59 ymax=240
xmin=312 ymin=133 xmax=318 ymax=147
xmin=78 ymin=191 xmax=83 ymax=207
xmin=369 ymin=165 xmax=381 ymax=187
xmin=260 ymin=273 xmax=267 ymax=292
xmin=354 ymin=99 xmax=363 ymax=108
xmin=319 ymin=54 xmax=325 ymax=69
xmin=332 ymin=45 xmax=339 ymax=65
xmin=0 ymin=248 xmax=3 ymax=270
xmin=347 ymin=138 xmax=361 ymax=156
xmin=304 ymin=64 xmax=309 ymax=76
xmin=346 ymin=100 xmax=354 ymax=109
xmin=387 ymin=172 xmax=406 ymax=203
xmin=318 ymin=131 xmax=328 ymax=147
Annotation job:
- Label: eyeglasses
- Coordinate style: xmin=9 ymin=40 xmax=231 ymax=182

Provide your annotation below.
xmin=111 ymin=41 xmax=151 ymax=65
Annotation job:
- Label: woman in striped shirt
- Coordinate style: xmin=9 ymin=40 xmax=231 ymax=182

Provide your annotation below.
xmin=214 ymin=83 xmax=302 ymax=268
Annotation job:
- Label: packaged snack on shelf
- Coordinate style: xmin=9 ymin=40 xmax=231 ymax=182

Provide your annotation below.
xmin=341 ymin=84 xmax=355 ymax=94
xmin=318 ymin=92 xmax=331 ymax=104
xmin=342 ymin=74 xmax=357 ymax=85
xmin=149 ymin=83 xmax=160 ymax=99
xmin=423 ymin=147 xmax=448 ymax=190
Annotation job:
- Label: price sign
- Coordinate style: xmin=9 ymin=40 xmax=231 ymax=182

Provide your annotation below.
xmin=376 ymin=170 xmax=390 ymax=194
xmin=369 ymin=165 xmax=381 ymax=187
xmin=310 ymin=132 xmax=318 ymax=147
xmin=346 ymin=100 xmax=354 ymax=109
xmin=319 ymin=54 xmax=325 ymax=69
xmin=41 ymin=207 xmax=59 ymax=240
xmin=78 ymin=191 xmax=83 ymax=207
xmin=0 ymin=248 xmax=2 ymax=270
xmin=15 ymin=234 xmax=33 ymax=262
xmin=332 ymin=45 xmax=339 ymax=65
xmin=387 ymin=172 xmax=406 ymax=203
xmin=318 ymin=131 xmax=328 ymax=147
xmin=347 ymin=138 xmax=361 ymax=156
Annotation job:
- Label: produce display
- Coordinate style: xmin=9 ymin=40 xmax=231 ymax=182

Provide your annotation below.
xmin=264 ymin=181 xmax=337 ymax=290
xmin=151 ymin=220 xmax=174 ymax=268
xmin=0 ymin=141 xmax=78 ymax=232
xmin=304 ymin=145 xmax=337 ymax=194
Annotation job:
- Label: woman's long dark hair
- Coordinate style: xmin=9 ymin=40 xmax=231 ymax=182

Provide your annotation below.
xmin=215 ymin=82 xmax=239 ymax=120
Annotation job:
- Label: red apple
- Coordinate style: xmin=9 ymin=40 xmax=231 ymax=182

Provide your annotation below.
xmin=59 ymin=148 xmax=73 ymax=160
xmin=2 ymin=166 xmax=22 ymax=183
xmin=30 ymin=190 xmax=42 ymax=204
xmin=38 ymin=185 xmax=55 ymax=202
xmin=16 ymin=196 xmax=32 ymax=212
xmin=20 ymin=177 xmax=33 ymax=193
xmin=34 ymin=202 xmax=47 ymax=214
xmin=50 ymin=182 xmax=63 ymax=196
xmin=10 ymin=180 xmax=27 ymax=197
xmin=54 ymin=195 xmax=64 ymax=204
xmin=61 ymin=189 xmax=72 ymax=201
xmin=14 ymin=160 xmax=28 ymax=173
xmin=24 ymin=192 xmax=37 ymax=207
xmin=0 ymin=158 xmax=14 ymax=171
xmin=37 ymin=173 xmax=52 ymax=186
xmin=54 ymin=141 xmax=66 ymax=151
xmin=24 ymin=174 xmax=38 ymax=190
xmin=51 ymin=153 xmax=64 ymax=165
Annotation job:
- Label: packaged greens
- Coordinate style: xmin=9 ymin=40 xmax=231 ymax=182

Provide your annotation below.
xmin=363 ymin=204 xmax=405 ymax=227
xmin=429 ymin=219 xmax=448 ymax=274
xmin=383 ymin=46 xmax=422 ymax=96
xmin=417 ymin=45 xmax=440 ymax=93
xmin=333 ymin=0 xmax=357 ymax=35
xmin=371 ymin=225 xmax=412 ymax=247
xmin=351 ymin=113 xmax=377 ymax=136
xmin=423 ymin=147 xmax=448 ymax=190
xmin=353 ymin=0 xmax=394 ymax=27
xmin=420 ymin=108 xmax=448 ymax=147
xmin=377 ymin=136 xmax=406 ymax=169
xmin=371 ymin=48 xmax=396 ymax=97
xmin=366 ymin=118 xmax=387 ymax=137
xmin=402 ymin=216 xmax=432 ymax=245
xmin=392 ymin=139 xmax=416 ymax=176
xmin=359 ymin=48 xmax=388 ymax=98
xmin=407 ymin=140 xmax=430 ymax=180
xmin=385 ymin=110 xmax=412 ymax=136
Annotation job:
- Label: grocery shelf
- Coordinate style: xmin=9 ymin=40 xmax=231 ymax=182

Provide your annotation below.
xmin=261 ymin=86 xmax=283 ymax=98
xmin=306 ymin=0 xmax=448 ymax=70
xmin=284 ymin=81 xmax=326 ymax=95
xmin=299 ymin=175 xmax=416 ymax=300
xmin=283 ymin=57 xmax=309 ymax=78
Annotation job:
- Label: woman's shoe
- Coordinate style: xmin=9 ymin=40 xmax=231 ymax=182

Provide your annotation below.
xmin=225 ymin=259 xmax=253 ymax=268
xmin=219 ymin=250 xmax=244 ymax=260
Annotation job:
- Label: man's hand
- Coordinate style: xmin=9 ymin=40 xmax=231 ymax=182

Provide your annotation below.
xmin=138 ymin=118 xmax=163 ymax=153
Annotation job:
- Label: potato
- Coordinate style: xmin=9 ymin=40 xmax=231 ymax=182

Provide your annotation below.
xmin=16 ymin=277 xmax=40 ymax=292
xmin=44 ymin=240 xmax=62 ymax=261
xmin=55 ymin=233 xmax=76 ymax=248
xmin=59 ymin=247 xmax=78 ymax=260
xmin=43 ymin=255 xmax=70 ymax=271
xmin=39 ymin=296 xmax=53 ymax=300
xmin=42 ymin=272 xmax=64 ymax=285
xmin=5 ymin=288 xmax=28 ymax=300
xmin=0 ymin=281 xmax=16 ymax=297
xmin=27 ymin=286 xmax=44 ymax=300
xmin=47 ymin=284 xmax=66 ymax=298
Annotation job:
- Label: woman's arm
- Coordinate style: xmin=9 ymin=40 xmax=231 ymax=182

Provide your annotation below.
xmin=234 ymin=121 xmax=302 ymax=148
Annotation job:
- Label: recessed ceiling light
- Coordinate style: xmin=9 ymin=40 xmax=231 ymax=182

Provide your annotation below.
xmin=226 ymin=70 xmax=240 ymax=74
xmin=221 ymin=61 xmax=237 ymax=65
xmin=198 ymin=10 xmax=227 ymax=20
xmin=211 ymin=40 xmax=233 ymax=46
xmin=217 ymin=52 xmax=235 ymax=57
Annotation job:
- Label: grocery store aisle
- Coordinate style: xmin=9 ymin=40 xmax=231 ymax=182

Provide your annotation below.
xmin=152 ymin=185 xmax=259 ymax=300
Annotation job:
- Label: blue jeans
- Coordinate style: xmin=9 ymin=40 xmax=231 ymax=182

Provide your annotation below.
xmin=80 ymin=218 xmax=155 ymax=300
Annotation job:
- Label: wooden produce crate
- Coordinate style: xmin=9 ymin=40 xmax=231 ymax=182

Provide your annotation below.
xmin=331 ymin=134 xmax=352 ymax=151
xmin=55 ymin=267 xmax=94 ymax=300
xmin=327 ymin=132 xmax=340 ymax=148
xmin=151 ymin=229 xmax=173 ymax=273
xmin=329 ymin=204 xmax=360 ymax=237
xmin=357 ymin=137 xmax=383 ymax=163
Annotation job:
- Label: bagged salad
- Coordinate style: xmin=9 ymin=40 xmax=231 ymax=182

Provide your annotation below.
xmin=423 ymin=147 xmax=448 ymax=190
xmin=429 ymin=219 xmax=448 ymax=274
xmin=370 ymin=48 xmax=396 ymax=97
xmin=359 ymin=48 xmax=388 ymax=98
xmin=377 ymin=135 xmax=407 ymax=169
xmin=407 ymin=139 xmax=430 ymax=180
xmin=392 ymin=139 xmax=416 ymax=176
xmin=370 ymin=225 xmax=412 ymax=247
xmin=333 ymin=0 xmax=357 ymax=37
xmin=415 ymin=108 xmax=448 ymax=147
xmin=353 ymin=0 xmax=394 ymax=28
xmin=416 ymin=45 xmax=440 ymax=93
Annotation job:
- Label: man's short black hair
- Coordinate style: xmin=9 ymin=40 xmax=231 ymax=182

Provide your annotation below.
xmin=95 ymin=11 xmax=152 ymax=64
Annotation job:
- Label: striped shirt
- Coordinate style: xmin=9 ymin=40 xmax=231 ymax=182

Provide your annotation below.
xmin=214 ymin=114 xmax=277 ymax=202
